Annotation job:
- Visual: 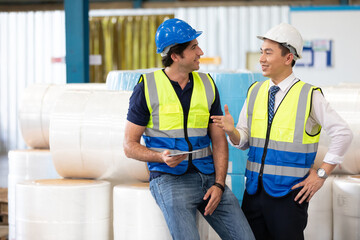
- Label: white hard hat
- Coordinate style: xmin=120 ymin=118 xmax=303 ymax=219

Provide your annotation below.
xmin=257 ymin=23 xmax=303 ymax=60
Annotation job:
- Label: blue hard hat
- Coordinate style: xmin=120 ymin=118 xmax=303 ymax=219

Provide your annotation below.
xmin=155 ymin=18 xmax=202 ymax=54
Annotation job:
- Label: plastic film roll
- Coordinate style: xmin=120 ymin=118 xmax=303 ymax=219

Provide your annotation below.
xmin=19 ymin=83 xmax=106 ymax=148
xmin=16 ymin=179 xmax=110 ymax=240
xmin=7 ymin=149 xmax=60 ymax=240
xmin=314 ymin=85 xmax=360 ymax=174
xmin=304 ymin=175 xmax=335 ymax=240
xmin=197 ymin=214 xmax=221 ymax=240
xmin=333 ymin=175 xmax=360 ymax=240
xmin=113 ymin=182 xmax=171 ymax=240
xmin=50 ymin=89 xmax=149 ymax=181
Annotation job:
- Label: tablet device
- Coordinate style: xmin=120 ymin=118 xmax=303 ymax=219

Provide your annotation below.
xmin=168 ymin=149 xmax=202 ymax=157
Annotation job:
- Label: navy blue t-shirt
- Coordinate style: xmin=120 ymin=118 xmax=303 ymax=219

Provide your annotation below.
xmin=127 ymin=70 xmax=223 ymax=180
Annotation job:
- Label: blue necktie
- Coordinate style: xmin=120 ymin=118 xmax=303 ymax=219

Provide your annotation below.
xmin=268 ymin=85 xmax=280 ymax=125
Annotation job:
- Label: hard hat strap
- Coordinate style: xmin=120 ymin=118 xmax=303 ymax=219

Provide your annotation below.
xmin=160 ymin=44 xmax=176 ymax=57
xmin=280 ymin=43 xmax=299 ymax=60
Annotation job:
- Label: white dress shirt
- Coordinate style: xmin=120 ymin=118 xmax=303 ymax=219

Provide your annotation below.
xmin=229 ymin=73 xmax=353 ymax=165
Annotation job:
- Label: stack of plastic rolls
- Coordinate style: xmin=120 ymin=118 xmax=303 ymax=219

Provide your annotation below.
xmin=13 ymin=83 xmax=110 ymax=240
xmin=49 ymin=89 xmax=149 ymax=182
xmin=48 ymin=88 xmax=151 ymax=239
xmin=308 ymin=84 xmax=360 ymax=239
xmin=16 ymin=179 xmax=110 ymax=240
xmin=304 ymin=175 xmax=336 ymax=240
xmin=19 ymin=83 xmax=106 ymax=149
xmin=7 ymin=150 xmax=59 ymax=240
xmin=314 ymin=84 xmax=360 ymax=174
xmin=113 ymin=182 xmax=171 ymax=240
xmin=333 ymin=175 xmax=360 ymax=240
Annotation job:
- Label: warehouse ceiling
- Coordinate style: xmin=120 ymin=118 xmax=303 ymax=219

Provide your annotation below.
xmin=0 ymin=0 xmax=351 ymax=11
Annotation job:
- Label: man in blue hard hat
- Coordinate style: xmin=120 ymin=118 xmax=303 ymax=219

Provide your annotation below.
xmin=124 ymin=18 xmax=254 ymax=240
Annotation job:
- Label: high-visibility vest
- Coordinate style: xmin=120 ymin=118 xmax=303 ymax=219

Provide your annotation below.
xmin=246 ymin=79 xmax=322 ymax=197
xmin=142 ymin=70 xmax=216 ymax=175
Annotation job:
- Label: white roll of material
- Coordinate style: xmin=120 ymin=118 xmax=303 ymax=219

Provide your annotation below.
xmin=314 ymin=85 xmax=360 ymax=174
xmin=16 ymin=179 xmax=110 ymax=240
xmin=113 ymin=182 xmax=171 ymax=240
xmin=333 ymin=175 xmax=360 ymax=240
xmin=19 ymin=83 xmax=106 ymax=149
xmin=7 ymin=149 xmax=60 ymax=240
xmin=50 ymin=89 xmax=149 ymax=182
xmin=304 ymin=175 xmax=335 ymax=240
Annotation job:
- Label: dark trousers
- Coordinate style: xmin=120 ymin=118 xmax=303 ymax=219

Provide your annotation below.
xmin=242 ymin=183 xmax=308 ymax=240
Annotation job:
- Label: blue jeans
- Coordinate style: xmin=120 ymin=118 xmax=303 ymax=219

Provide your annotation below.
xmin=150 ymin=172 xmax=255 ymax=240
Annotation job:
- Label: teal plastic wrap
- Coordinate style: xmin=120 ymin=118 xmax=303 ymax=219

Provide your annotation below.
xmin=228 ymin=173 xmax=246 ymax=205
xmin=106 ymin=69 xmax=159 ymax=91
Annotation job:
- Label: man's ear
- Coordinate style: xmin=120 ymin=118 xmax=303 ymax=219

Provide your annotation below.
xmin=171 ymin=53 xmax=179 ymax=63
xmin=285 ymin=53 xmax=294 ymax=66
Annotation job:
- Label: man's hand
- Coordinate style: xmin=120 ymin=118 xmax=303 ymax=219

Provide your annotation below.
xmin=203 ymin=185 xmax=223 ymax=216
xmin=161 ymin=150 xmax=187 ymax=168
xmin=292 ymin=168 xmax=325 ymax=204
xmin=211 ymin=104 xmax=235 ymax=134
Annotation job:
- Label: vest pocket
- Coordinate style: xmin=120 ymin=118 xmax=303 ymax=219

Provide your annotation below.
xmin=193 ymin=113 xmax=209 ymax=128
xmin=271 ymin=126 xmax=294 ymax=142
xmin=159 ymin=104 xmax=182 ymax=129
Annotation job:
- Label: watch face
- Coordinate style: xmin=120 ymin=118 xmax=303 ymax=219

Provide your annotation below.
xmin=318 ymin=168 xmax=325 ymax=177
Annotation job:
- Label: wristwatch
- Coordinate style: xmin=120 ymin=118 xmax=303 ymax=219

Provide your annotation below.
xmin=317 ymin=168 xmax=328 ymax=179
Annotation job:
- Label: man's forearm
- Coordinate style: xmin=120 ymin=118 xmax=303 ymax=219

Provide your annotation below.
xmin=124 ymin=141 xmax=162 ymax=162
xmin=227 ymin=127 xmax=241 ymax=146
xmin=212 ymin=142 xmax=229 ymax=186
xmin=210 ymin=123 xmax=229 ymax=186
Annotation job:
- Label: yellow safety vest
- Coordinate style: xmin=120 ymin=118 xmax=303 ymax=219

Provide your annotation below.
xmin=246 ymin=79 xmax=322 ymax=197
xmin=142 ymin=69 xmax=216 ymax=175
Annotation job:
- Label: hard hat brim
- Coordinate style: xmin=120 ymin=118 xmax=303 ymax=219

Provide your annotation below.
xmin=156 ymin=31 xmax=203 ymax=54
xmin=257 ymin=35 xmax=285 ymax=44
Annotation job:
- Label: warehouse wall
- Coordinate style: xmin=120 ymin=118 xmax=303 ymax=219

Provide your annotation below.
xmin=0 ymin=11 xmax=66 ymax=154
xmin=291 ymin=6 xmax=360 ymax=86
xmin=176 ymin=6 xmax=289 ymax=71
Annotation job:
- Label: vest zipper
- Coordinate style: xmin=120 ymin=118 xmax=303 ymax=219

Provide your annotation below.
xmin=259 ymin=91 xmax=273 ymax=178
xmin=259 ymin=122 xmax=272 ymax=178
xmin=183 ymin=113 xmax=193 ymax=165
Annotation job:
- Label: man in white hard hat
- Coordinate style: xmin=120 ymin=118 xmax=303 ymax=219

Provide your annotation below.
xmin=211 ymin=23 xmax=352 ymax=239
xmin=124 ymin=18 xmax=254 ymax=240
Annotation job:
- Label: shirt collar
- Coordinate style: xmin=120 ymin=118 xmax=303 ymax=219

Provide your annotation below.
xmin=269 ymin=73 xmax=297 ymax=92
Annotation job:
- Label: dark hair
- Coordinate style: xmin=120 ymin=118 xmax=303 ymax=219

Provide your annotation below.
xmin=278 ymin=43 xmax=296 ymax=67
xmin=161 ymin=41 xmax=191 ymax=67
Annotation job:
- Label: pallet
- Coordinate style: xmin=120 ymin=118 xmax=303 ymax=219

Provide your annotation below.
xmin=0 ymin=189 xmax=7 ymax=203
xmin=0 ymin=203 xmax=7 ymax=215
xmin=0 ymin=225 xmax=8 ymax=239
xmin=0 ymin=215 xmax=7 ymax=226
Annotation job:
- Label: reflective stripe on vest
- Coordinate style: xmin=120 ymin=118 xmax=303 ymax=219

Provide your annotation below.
xmin=142 ymin=70 xmax=215 ymax=175
xmin=246 ymin=79 xmax=321 ymax=197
